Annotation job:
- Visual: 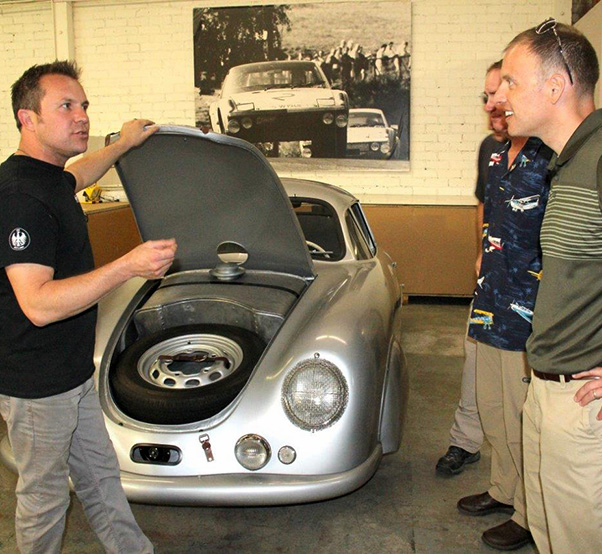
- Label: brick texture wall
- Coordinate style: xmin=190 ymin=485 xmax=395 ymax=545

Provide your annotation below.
xmin=0 ymin=0 xmax=559 ymax=203
xmin=0 ymin=3 xmax=54 ymax=155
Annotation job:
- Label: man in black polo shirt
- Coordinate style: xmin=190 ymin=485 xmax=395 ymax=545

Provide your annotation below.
xmin=496 ymin=20 xmax=601 ymax=552
xmin=0 ymin=61 xmax=177 ymax=553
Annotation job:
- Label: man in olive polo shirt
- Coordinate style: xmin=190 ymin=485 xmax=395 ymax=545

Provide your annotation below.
xmin=497 ymin=19 xmax=602 ymax=552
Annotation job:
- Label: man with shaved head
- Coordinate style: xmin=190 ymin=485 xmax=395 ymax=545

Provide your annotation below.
xmin=496 ymin=19 xmax=601 ymax=552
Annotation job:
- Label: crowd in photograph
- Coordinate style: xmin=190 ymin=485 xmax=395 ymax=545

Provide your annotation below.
xmin=289 ymin=39 xmax=411 ymax=88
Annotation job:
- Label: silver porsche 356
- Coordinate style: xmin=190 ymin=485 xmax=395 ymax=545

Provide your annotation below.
xmin=1 ymin=126 xmax=408 ymax=506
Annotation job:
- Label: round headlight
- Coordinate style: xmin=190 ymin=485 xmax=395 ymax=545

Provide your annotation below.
xmin=241 ymin=117 xmax=253 ymax=129
xmin=282 ymin=358 xmax=348 ymax=431
xmin=370 ymin=142 xmax=380 ymax=152
xmin=227 ymin=119 xmax=241 ymax=134
xmin=235 ymin=434 xmax=271 ymax=471
xmin=322 ymin=113 xmax=334 ymax=125
xmin=335 ymin=114 xmax=348 ymax=128
xmin=380 ymin=142 xmax=391 ymax=154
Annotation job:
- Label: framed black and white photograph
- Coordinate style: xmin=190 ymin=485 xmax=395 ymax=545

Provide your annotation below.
xmin=193 ymin=0 xmax=411 ymax=170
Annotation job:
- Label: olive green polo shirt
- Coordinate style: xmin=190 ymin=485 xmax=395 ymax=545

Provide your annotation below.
xmin=527 ymin=109 xmax=602 ymax=374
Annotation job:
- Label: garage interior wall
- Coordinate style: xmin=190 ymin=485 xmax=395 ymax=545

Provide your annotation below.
xmin=574 ymin=1 xmax=602 ymax=108
xmin=0 ymin=0 xmax=568 ymax=201
xmin=0 ymin=0 xmax=579 ymax=294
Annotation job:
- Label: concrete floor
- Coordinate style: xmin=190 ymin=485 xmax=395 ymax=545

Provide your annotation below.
xmin=0 ymin=300 xmax=538 ymax=553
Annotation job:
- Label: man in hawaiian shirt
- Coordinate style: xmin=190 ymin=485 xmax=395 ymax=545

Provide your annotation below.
xmin=457 ymin=102 xmax=553 ymax=549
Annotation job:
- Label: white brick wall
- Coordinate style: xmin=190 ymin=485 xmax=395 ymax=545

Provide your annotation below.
xmin=0 ymin=3 xmax=54 ymax=156
xmin=72 ymin=1 xmax=194 ymax=130
xmin=0 ymin=0 xmax=558 ymax=203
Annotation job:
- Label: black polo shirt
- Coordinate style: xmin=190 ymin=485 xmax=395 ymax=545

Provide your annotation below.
xmin=0 ymin=155 xmax=97 ymax=398
xmin=475 ymin=134 xmax=503 ymax=203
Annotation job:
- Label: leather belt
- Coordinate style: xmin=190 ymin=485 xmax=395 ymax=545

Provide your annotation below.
xmin=532 ymin=369 xmax=575 ymax=382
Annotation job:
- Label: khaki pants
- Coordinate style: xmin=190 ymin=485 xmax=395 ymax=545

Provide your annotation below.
xmin=449 ymin=332 xmax=483 ymax=453
xmin=523 ymin=374 xmax=602 ymax=554
xmin=476 ymin=342 xmax=529 ymax=528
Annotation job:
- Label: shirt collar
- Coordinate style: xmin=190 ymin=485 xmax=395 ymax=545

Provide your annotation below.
xmin=553 ymin=109 xmax=602 ymax=170
xmin=506 ymin=137 xmax=545 ymax=172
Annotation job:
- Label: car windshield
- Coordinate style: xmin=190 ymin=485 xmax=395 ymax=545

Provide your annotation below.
xmin=290 ymin=198 xmax=344 ymax=261
xmin=223 ymin=63 xmax=328 ymax=95
xmin=349 ymin=112 xmax=385 ymax=128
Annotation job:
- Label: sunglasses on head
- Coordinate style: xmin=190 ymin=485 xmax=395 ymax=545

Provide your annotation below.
xmin=535 ymin=17 xmax=574 ymax=85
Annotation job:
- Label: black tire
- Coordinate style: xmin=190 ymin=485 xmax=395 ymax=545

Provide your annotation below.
xmin=110 ymin=324 xmax=265 ymax=424
xmin=334 ymin=127 xmax=348 ymax=158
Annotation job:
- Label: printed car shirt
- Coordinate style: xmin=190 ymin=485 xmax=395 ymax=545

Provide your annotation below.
xmin=468 ymin=137 xmax=553 ymax=351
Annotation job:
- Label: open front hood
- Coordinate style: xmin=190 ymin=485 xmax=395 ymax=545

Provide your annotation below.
xmin=111 ymin=126 xmax=314 ymax=278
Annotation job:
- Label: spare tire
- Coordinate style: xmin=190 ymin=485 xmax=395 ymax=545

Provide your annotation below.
xmin=110 ymin=324 xmax=266 ymax=424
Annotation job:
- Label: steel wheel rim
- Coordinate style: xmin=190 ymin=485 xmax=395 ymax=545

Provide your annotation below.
xmin=137 ymin=334 xmax=243 ymax=389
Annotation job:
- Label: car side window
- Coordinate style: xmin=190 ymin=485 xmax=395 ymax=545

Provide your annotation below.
xmin=292 ymin=198 xmax=345 ymax=261
xmin=349 ymin=204 xmax=377 ymax=257
xmin=345 ymin=211 xmax=373 ymax=260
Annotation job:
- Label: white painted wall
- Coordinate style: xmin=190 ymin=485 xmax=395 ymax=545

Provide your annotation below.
xmin=0 ymin=0 xmax=565 ymax=203
xmin=0 ymin=2 xmax=54 ymax=156
xmin=575 ymin=1 xmax=602 ymax=108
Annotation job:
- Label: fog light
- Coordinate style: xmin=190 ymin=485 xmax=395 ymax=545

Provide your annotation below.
xmin=322 ymin=113 xmax=334 ymax=125
xmin=228 ymin=119 xmax=241 ymax=134
xmin=235 ymin=434 xmax=271 ymax=470
xmin=335 ymin=114 xmax=348 ymax=128
xmin=278 ymin=445 xmax=297 ymax=465
xmin=282 ymin=357 xmax=348 ymax=431
xmin=370 ymin=142 xmax=380 ymax=152
xmin=242 ymin=117 xmax=253 ymax=129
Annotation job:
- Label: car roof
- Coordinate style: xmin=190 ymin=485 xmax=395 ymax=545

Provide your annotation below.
xmin=349 ymin=108 xmax=384 ymax=115
xmin=228 ymin=60 xmax=320 ymax=73
xmin=281 ymin=178 xmax=357 ymax=214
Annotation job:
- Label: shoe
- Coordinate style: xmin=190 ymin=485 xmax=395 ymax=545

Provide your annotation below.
xmin=457 ymin=492 xmax=514 ymax=516
xmin=482 ymin=520 xmax=533 ymax=550
xmin=436 ymin=446 xmax=481 ymax=475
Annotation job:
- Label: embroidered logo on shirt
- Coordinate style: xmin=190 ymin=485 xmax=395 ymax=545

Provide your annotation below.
xmin=9 ymin=228 xmax=30 ymax=251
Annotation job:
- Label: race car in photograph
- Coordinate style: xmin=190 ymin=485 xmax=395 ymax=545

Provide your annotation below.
xmin=0 ymin=126 xmax=407 ymax=506
xmin=209 ymin=60 xmax=349 ymax=158
xmin=346 ymin=108 xmax=399 ymax=159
